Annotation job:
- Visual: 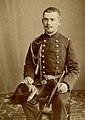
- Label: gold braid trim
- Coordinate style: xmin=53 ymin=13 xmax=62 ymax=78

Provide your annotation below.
xmin=33 ymin=38 xmax=42 ymax=44
xmin=30 ymin=41 xmax=42 ymax=75
xmin=30 ymin=42 xmax=37 ymax=66
xmin=35 ymin=44 xmax=42 ymax=75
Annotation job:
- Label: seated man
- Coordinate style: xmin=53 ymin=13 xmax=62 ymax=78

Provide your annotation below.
xmin=5 ymin=7 xmax=80 ymax=120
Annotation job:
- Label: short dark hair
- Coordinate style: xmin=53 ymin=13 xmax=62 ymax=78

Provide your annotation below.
xmin=43 ymin=7 xmax=61 ymax=16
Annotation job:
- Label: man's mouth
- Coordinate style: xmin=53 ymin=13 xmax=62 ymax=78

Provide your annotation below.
xmin=45 ymin=26 xmax=52 ymax=29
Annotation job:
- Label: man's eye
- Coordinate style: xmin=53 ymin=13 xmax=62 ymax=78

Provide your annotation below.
xmin=43 ymin=18 xmax=48 ymax=21
xmin=51 ymin=18 xmax=55 ymax=21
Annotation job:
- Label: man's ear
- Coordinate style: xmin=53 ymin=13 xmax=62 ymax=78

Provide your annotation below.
xmin=58 ymin=19 xmax=61 ymax=26
xmin=42 ymin=19 xmax=44 ymax=24
xmin=57 ymin=16 xmax=61 ymax=25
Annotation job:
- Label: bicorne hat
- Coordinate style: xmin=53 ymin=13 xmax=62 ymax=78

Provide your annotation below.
xmin=8 ymin=83 xmax=32 ymax=104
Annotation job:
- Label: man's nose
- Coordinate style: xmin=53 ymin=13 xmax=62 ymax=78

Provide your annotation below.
xmin=47 ymin=19 xmax=51 ymax=24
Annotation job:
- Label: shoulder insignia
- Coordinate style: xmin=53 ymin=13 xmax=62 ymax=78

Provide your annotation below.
xmin=34 ymin=39 xmax=42 ymax=45
xmin=33 ymin=35 xmax=43 ymax=45
xmin=34 ymin=34 xmax=43 ymax=44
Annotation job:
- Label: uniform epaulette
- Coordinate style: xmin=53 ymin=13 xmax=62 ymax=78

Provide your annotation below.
xmin=30 ymin=36 xmax=43 ymax=66
xmin=33 ymin=36 xmax=43 ymax=45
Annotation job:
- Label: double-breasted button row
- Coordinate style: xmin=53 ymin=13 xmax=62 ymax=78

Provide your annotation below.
xmin=41 ymin=39 xmax=60 ymax=74
xmin=55 ymin=40 xmax=59 ymax=69
xmin=42 ymin=39 xmax=46 ymax=58
xmin=42 ymin=39 xmax=46 ymax=74
xmin=55 ymin=39 xmax=59 ymax=70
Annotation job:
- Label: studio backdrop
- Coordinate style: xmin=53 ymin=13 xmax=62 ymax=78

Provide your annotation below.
xmin=0 ymin=0 xmax=85 ymax=93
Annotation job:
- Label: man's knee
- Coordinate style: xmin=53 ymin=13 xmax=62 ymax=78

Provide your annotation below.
xmin=57 ymin=92 xmax=70 ymax=105
xmin=22 ymin=102 xmax=38 ymax=120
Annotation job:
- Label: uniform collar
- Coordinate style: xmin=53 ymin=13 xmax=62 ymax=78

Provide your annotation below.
xmin=43 ymin=32 xmax=59 ymax=39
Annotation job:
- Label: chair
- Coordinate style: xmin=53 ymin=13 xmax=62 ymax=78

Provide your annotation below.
xmin=36 ymin=97 xmax=71 ymax=120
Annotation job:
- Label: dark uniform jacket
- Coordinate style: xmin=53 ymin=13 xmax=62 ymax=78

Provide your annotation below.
xmin=24 ymin=32 xmax=80 ymax=90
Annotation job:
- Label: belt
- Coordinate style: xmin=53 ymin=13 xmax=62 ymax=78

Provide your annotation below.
xmin=43 ymin=74 xmax=61 ymax=81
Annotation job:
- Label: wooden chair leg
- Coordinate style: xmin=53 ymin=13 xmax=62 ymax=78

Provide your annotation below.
xmin=38 ymin=100 xmax=45 ymax=120
xmin=38 ymin=98 xmax=71 ymax=120
xmin=66 ymin=98 xmax=70 ymax=120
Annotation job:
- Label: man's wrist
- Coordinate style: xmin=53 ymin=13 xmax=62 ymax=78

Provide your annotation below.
xmin=25 ymin=77 xmax=34 ymax=84
xmin=21 ymin=77 xmax=34 ymax=86
xmin=63 ymin=81 xmax=70 ymax=92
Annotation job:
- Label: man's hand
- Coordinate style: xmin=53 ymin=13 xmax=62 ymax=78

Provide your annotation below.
xmin=57 ymin=83 xmax=68 ymax=93
xmin=41 ymin=80 xmax=47 ymax=85
xmin=21 ymin=77 xmax=38 ymax=101
xmin=21 ymin=77 xmax=34 ymax=85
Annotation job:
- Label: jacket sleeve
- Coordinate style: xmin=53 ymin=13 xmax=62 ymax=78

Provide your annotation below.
xmin=24 ymin=43 xmax=37 ymax=80
xmin=64 ymin=40 xmax=80 ymax=90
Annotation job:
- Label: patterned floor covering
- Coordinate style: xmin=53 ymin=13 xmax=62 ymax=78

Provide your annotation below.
xmin=0 ymin=90 xmax=85 ymax=120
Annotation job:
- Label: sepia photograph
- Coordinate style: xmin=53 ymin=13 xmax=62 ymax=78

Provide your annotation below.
xmin=0 ymin=0 xmax=85 ymax=120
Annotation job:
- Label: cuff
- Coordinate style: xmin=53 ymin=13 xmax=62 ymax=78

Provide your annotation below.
xmin=25 ymin=77 xmax=34 ymax=84
xmin=62 ymin=81 xmax=70 ymax=92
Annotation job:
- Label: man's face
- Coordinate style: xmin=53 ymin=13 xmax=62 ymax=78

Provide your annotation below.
xmin=42 ymin=12 xmax=61 ymax=34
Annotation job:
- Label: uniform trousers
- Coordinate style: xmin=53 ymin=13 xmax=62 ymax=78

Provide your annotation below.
xmin=22 ymin=80 xmax=70 ymax=120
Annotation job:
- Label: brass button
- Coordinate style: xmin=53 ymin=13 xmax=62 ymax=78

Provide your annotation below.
xmin=56 ymin=50 xmax=59 ymax=53
xmin=42 ymin=50 xmax=44 ymax=52
xmin=55 ymin=40 xmax=58 ymax=43
xmin=42 ymin=60 xmax=45 ymax=63
xmin=43 ymin=66 xmax=45 ymax=69
xmin=56 ymin=67 xmax=58 ymax=69
xmin=44 ymin=39 xmax=46 ymax=42
xmin=42 ymin=55 xmax=44 ymax=58
xmin=43 ymin=44 xmax=45 ymax=47
xmin=56 ymin=55 xmax=59 ymax=58
xmin=43 ymin=71 xmax=45 ymax=74
xmin=56 ymin=61 xmax=59 ymax=64
xmin=56 ymin=45 xmax=59 ymax=48
xmin=55 ymin=72 xmax=57 ymax=75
